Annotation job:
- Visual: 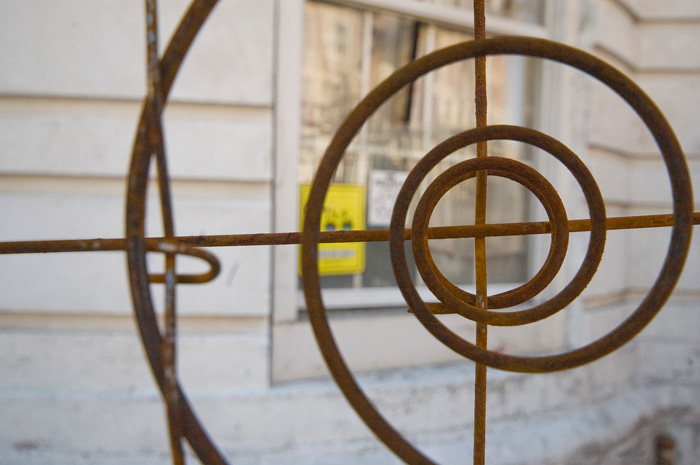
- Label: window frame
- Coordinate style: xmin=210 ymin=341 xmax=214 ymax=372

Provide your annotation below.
xmin=272 ymin=0 xmax=563 ymax=381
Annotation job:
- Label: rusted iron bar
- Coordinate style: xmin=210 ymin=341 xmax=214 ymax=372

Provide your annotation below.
xmin=472 ymin=1 xmax=488 ymax=462
xmin=125 ymin=1 xmax=227 ymax=464
xmin=144 ymin=0 xmax=183 ymax=462
xmin=1 ymin=212 xmax=698 ymax=255
xmin=1 ymin=0 xmax=693 ymax=460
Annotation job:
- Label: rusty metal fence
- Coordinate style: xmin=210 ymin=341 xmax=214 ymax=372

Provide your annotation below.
xmin=1 ymin=1 xmax=699 ymax=464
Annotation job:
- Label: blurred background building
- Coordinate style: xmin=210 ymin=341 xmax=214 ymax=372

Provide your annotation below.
xmin=0 ymin=0 xmax=699 ymax=463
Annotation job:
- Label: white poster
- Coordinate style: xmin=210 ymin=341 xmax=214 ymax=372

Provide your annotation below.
xmin=368 ymin=169 xmax=409 ymax=227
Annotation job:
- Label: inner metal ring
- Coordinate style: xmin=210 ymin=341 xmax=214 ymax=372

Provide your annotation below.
xmin=394 ymin=128 xmax=605 ymax=327
xmin=412 ymin=157 xmax=569 ymax=317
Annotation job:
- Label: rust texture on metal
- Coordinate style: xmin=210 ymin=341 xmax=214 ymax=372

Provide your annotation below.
xmin=472 ymin=3 xmax=488 ymax=463
xmin=0 ymin=1 xmax=697 ymax=465
xmin=412 ymin=156 xmax=569 ymax=313
xmin=657 ymin=434 xmax=677 ymax=465
xmin=397 ymin=126 xmax=606 ymax=327
xmin=126 ymin=1 xmax=227 ymax=464
xmin=145 ymin=1 xmax=184 ymax=461
xmin=1 ymin=212 xmax=698 ymax=256
xmin=300 ymin=35 xmax=693 ymax=464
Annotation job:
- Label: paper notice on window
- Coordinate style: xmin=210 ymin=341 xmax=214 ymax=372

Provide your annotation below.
xmin=368 ymin=169 xmax=409 ymax=227
xmin=299 ymin=183 xmax=366 ymax=276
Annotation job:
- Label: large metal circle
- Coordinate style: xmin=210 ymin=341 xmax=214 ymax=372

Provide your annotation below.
xmin=125 ymin=2 xmax=227 ymax=464
xmin=301 ymin=41 xmax=692 ymax=456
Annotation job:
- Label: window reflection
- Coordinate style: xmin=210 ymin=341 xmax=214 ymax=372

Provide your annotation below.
xmin=301 ymin=1 xmax=538 ymax=297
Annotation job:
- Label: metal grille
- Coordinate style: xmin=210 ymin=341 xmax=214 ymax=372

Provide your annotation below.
xmin=1 ymin=1 xmax=698 ymax=464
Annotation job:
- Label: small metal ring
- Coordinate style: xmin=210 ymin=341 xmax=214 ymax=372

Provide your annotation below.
xmin=411 ymin=156 xmax=569 ymax=318
xmin=394 ymin=128 xmax=605 ymax=327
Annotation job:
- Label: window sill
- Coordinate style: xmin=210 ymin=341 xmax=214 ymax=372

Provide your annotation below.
xmin=296 ymin=282 xmax=524 ymax=310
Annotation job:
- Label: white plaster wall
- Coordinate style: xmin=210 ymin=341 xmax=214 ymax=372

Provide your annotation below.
xmin=0 ymin=348 xmax=640 ymax=464
xmin=582 ymin=0 xmax=700 ymax=304
xmin=0 ymin=0 xmax=277 ymax=315
xmin=617 ymin=0 xmax=700 ymax=21
xmin=0 ymin=0 xmax=274 ymax=104
xmin=273 ymin=309 xmax=568 ymax=381
xmin=0 ymin=183 xmax=272 ymax=316
xmin=577 ymin=2 xmax=700 ymax=461
xmin=0 ymin=1 xmax=277 ymax=462
xmin=0 ymin=100 xmax=272 ymax=180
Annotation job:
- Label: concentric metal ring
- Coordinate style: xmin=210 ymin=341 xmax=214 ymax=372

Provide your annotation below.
xmin=301 ymin=36 xmax=694 ymax=464
xmin=301 ymin=35 xmax=692 ymax=464
xmin=120 ymin=30 xmax=692 ymax=465
xmin=410 ymin=156 xmax=569 ymax=316
xmin=302 ymin=36 xmax=692 ymax=380
xmin=394 ymin=127 xmax=605 ymax=326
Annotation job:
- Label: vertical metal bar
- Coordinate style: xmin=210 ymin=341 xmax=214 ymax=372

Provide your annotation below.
xmin=473 ymin=1 xmax=488 ymax=464
xmin=353 ymin=10 xmax=374 ymax=289
xmin=145 ymin=1 xmax=183 ymax=464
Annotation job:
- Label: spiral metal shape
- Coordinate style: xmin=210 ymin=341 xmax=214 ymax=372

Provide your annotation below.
xmin=301 ymin=36 xmax=693 ymax=463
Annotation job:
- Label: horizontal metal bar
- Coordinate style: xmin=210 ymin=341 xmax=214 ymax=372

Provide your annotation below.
xmin=0 ymin=212 xmax=698 ymax=255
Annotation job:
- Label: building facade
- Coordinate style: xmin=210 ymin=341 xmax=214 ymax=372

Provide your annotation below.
xmin=0 ymin=0 xmax=699 ymax=463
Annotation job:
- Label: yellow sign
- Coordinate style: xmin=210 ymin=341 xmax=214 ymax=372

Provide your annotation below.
xmin=300 ymin=184 xmax=366 ymax=276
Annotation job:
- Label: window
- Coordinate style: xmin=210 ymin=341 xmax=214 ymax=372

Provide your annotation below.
xmin=273 ymin=0 xmax=553 ymax=381
xmin=299 ymin=0 xmax=543 ymax=309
